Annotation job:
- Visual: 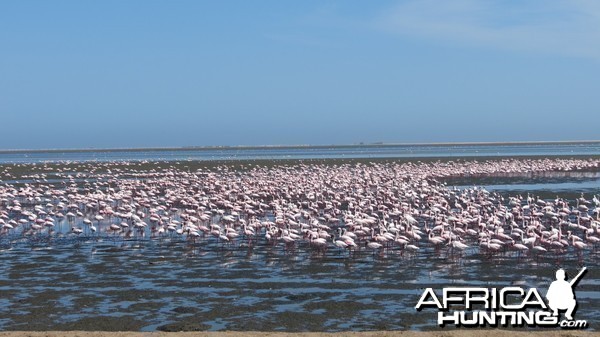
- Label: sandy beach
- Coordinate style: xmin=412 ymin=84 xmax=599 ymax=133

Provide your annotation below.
xmin=0 ymin=331 xmax=599 ymax=337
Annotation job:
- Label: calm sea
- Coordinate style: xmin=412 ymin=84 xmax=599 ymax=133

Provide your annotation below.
xmin=1 ymin=142 xmax=600 ymax=163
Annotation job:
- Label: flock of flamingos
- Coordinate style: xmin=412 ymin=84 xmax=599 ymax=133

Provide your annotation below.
xmin=1 ymin=158 xmax=600 ymax=260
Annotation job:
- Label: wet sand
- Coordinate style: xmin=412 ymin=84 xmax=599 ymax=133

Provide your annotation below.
xmin=0 ymin=331 xmax=598 ymax=337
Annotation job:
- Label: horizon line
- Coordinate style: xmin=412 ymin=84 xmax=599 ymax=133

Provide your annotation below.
xmin=1 ymin=140 xmax=600 ymax=154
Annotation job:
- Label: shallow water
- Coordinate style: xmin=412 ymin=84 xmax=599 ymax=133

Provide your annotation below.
xmin=446 ymin=172 xmax=600 ymax=210
xmin=451 ymin=173 xmax=600 ymax=193
xmin=2 ymin=142 xmax=600 ymax=163
xmin=1 ymin=234 xmax=598 ymax=331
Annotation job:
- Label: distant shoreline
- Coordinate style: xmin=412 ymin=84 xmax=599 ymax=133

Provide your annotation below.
xmin=1 ymin=140 xmax=600 ymax=154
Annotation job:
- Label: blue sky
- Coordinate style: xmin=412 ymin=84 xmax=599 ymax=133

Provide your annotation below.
xmin=1 ymin=0 xmax=599 ymax=149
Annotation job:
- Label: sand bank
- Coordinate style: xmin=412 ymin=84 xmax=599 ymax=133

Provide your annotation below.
xmin=0 ymin=331 xmax=598 ymax=337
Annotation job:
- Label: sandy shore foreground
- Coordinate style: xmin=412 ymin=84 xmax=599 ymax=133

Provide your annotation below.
xmin=0 ymin=331 xmax=598 ymax=337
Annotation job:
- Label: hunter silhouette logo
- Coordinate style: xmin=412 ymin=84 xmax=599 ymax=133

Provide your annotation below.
xmin=546 ymin=267 xmax=586 ymax=321
xmin=415 ymin=267 xmax=588 ymax=328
